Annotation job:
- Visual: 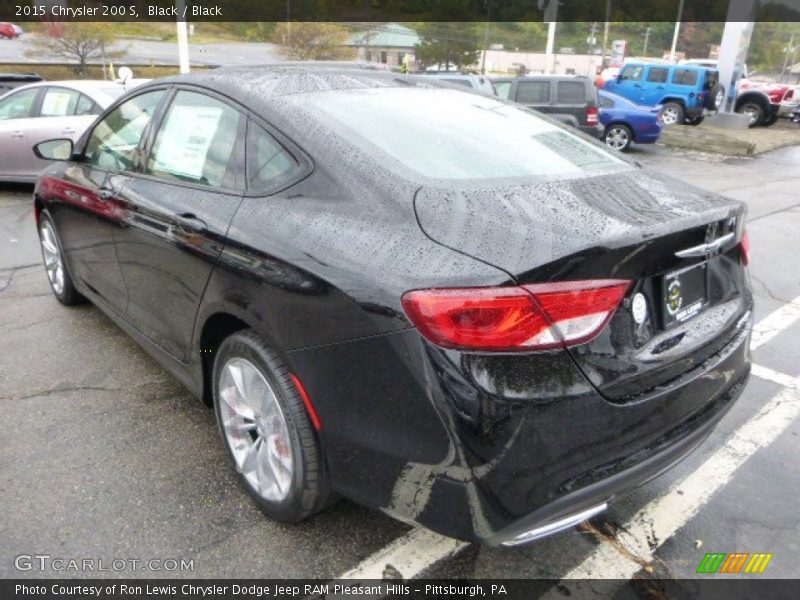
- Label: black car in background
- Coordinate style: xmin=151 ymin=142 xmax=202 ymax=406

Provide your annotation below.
xmin=32 ymin=67 xmax=752 ymax=546
xmin=493 ymin=74 xmax=603 ymax=138
xmin=0 ymin=73 xmax=43 ymax=95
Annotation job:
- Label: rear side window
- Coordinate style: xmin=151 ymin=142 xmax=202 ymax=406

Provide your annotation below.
xmin=75 ymin=93 xmax=98 ymax=116
xmin=516 ymin=81 xmax=550 ymax=103
xmin=620 ymin=66 xmax=643 ymax=81
xmin=0 ymin=87 xmax=39 ymax=120
xmin=246 ymin=121 xmax=299 ymax=193
xmin=40 ymin=87 xmax=81 ymax=117
xmin=647 ymin=68 xmax=669 ymax=83
xmin=146 ymin=90 xmax=245 ymax=189
xmin=599 ymin=95 xmax=614 ymax=108
xmin=557 ymin=81 xmax=586 ymax=103
xmin=672 ymin=69 xmax=698 ymax=86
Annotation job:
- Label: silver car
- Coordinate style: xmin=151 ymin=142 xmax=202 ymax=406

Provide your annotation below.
xmin=0 ymin=79 xmax=144 ymax=182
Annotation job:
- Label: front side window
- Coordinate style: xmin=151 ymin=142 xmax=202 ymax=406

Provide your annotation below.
xmin=516 ymin=81 xmax=550 ymax=103
xmin=246 ymin=121 xmax=299 ymax=193
xmin=84 ymin=89 xmax=165 ymax=171
xmin=620 ymin=66 xmax=643 ymax=81
xmin=557 ymin=81 xmax=585 ymax=103
xmin=672 ymin=69 xmax=698 ymax=86
xmin=146 ymin=90 xmax=244 ymax=189
xmin=295 ymin=88 xmax=626 ymax=180
xmin=0 ymin=88 xmax=39 ymax=120
xmin=647 ymin=68 xmax=669 ymax=83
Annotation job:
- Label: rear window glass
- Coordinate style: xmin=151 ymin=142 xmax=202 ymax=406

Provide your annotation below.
xmin=294 ymin=88 xmax=625 ymax=181
xmin=672 ymin=69 xmax=698 ymax=86
xmin=557 ymin=81 xmax=586 ymax=103
xmin=516 ymin=80 xmax=550 ymax=103
xmin=494 ymin=81 xmax=511 ymax=99
xmin=440 ymin=78 xmax=472 ymax=88
xmin=647 ymin=68 xmax=669 ymax=83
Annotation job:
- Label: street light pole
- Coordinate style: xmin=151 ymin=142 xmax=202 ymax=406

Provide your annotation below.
xmin=643 ymin=26 xmax=652 ymax=57
xmin=781 ymin=32 xmax=795 ymax=83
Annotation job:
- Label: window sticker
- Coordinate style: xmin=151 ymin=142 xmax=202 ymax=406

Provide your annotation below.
xmin=41 ymin=91 xmax=76 ymax=117
xmin=152 ymin=105 xmax=223 ymax=182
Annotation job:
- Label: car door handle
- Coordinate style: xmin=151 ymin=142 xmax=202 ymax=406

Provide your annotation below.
xmin=97 ymin=188 xmax=115 ymax=201
xmin=175 ymin=213 xmax=207 ymax=233
xmin=11 ymin=131 xmax=24 ymax=139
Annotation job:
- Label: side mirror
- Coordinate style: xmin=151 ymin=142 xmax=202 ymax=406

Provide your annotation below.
xmin=33 ymin=139 xmax=74 ymax=161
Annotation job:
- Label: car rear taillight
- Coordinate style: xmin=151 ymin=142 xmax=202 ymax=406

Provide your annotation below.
xmin=740 ymin=229 xmax=750 ymax=266
xmin=401 ymin=280 xmax=630 ymax=352
xmin=586 ymin=106 xmax=599 ymax=126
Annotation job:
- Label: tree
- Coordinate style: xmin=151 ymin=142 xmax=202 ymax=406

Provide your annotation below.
xmin=272 ymin=22 xmax=353 ymax=61
xmin=415 ymin=23 xmax=482 ymax=70
xmin=25 ymin=23 xmax=126 ymax=77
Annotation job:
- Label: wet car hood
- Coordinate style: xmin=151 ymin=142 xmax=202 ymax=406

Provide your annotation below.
xmin=413 ymin=169 xmax=743 ymax=276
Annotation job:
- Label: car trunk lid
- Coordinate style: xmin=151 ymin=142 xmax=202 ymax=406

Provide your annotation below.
xmin=414 ymin=169 xmax=750 ymax=401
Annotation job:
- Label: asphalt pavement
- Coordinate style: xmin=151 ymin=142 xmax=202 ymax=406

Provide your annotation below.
xmin=1 ymin=143 xmax=798 ymax=584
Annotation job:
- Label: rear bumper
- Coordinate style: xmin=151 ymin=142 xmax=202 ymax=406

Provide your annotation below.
xmin=287 ymin=309 xmax=751 ymax=545
xmin=579 ymin=123 xmax=605 ymax=138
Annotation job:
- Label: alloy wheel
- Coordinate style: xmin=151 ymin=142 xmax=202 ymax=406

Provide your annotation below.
xmin=743 ymin=107 xmax=759 ymax=125
xmin=218 ymin=357 xmax=293 ymax=502
xmin=40 ymin=220 xmax=65 ymax=296
xmin=605 ymin=126 xmax=630 ymax=150
xmin=662 ymin=107 xmax=680 ymax=125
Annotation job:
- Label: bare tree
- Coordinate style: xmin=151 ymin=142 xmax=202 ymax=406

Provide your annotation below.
xmin=26 ymin=23 xmax=127 ymax=77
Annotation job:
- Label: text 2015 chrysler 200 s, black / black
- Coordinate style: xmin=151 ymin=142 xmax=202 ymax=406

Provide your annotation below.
xmin=31 ymin=66 xmax=752 ymax=546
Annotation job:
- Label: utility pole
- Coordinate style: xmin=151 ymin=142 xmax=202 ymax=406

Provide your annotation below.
xmin=601 ymin=0 xmax=611 ymax=68
xmin=669 ymin=0 xmax=685 ymax=63
xmin=544 ymin=0 xmax=558 ymax=74
xmin=481 ymin=4 xmax=492 ymax=75
xmin=642 ymin=26 xmax=652 ymax=57
xmin=175 ymin=0 xmax=190 ymax=74
xmin=781 ymin=32 xmax=795 ymax=83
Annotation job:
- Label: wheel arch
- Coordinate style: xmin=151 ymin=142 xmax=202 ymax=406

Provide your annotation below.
xmin=735 ymin=90 xmax=770 ymax=110
xmin=197 ymin=310 xmax=253 ymax=406
xmin=659 ymin=96 xmax=686 ymax=108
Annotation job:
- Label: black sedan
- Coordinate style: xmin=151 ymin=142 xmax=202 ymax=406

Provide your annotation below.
xmin=32 ymin=66 xmax=752 ymax=546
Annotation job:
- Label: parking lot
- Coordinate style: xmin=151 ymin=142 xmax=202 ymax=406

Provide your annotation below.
xmin=1 ymin=142 xmax=799 ymax=585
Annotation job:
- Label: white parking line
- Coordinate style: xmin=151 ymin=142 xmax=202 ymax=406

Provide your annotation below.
xmin=750 ymin=294 xmax=800 ymax=350
xmin=552 ymin=369 xmax=800 ymax=585
xmin=334 ymin=296 xmax=800 ymax=583
xmin=336 ymin=527 xmax=467 ymax=581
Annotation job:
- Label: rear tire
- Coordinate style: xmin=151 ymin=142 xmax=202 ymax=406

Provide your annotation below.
xmin=604 ymin=124 xmax=633 ymax=151
xmin=213 ymin=330 xmax=331 ymax=522
xmin=737 ymin=102 xmax=764 ymax=127
xmin=37 ymin=210 xmax=86 ymax=306
xmin=706 ymin=84 xmax=725 ymax=111
xmin=661 ymin=102 xmax=685 ymax=126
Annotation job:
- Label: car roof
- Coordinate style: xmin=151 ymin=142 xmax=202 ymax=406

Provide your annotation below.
xmin=514 ymin=75 xmax=591 ymax=81
xmin=135 ymin=66 xmax=450 ymax=105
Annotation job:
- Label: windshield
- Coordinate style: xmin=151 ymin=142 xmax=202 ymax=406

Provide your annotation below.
xmin=294 ymin=88 xmax=626 ymax=181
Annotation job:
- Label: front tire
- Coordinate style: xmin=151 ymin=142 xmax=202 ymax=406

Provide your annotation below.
xmin=213 ymin=330 xmax=330 ymax=522
xmin=38 ymin=210 xmax=85 ymax=306
xmin=604 ymin=124 xmax=632 ymax=151
xmin=760 ymin=113 xmax=779 ymax=127
xmin=737 ymin=102 xmax=764 ymax=127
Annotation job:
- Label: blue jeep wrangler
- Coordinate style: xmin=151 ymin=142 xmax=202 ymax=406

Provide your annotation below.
xmin=603 ymin=63 xmax=723 ymax=125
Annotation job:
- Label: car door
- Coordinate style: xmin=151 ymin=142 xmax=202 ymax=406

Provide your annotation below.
xmin=112 ymin=87 xmax=246 ymax=361
xmin=17 ymin=86 xmax=101 ymax=180
xmin=640 ymin=66 xmax=669 ymax=106
xmin=605 ymin=64 xmax=644 ymax=103
xmin=0 ymin=86 xmax=42 ymax=179
xmin=50 ymin=88 xmax=169 ymax=312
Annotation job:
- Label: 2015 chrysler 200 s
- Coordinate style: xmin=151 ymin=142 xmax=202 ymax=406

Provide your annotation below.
xmin=32 ymin=67 xmax=752 ymax=546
